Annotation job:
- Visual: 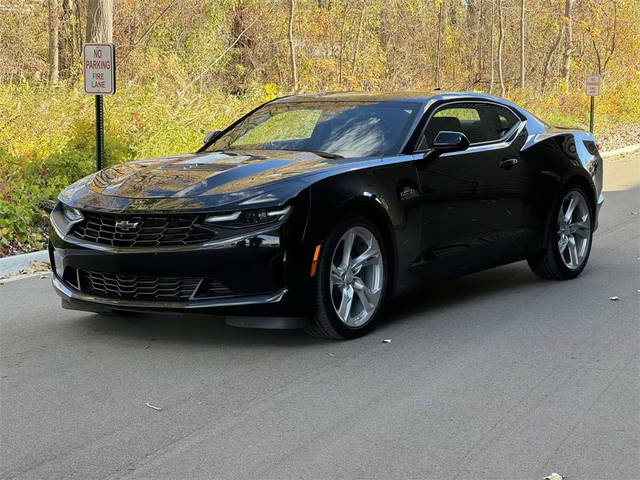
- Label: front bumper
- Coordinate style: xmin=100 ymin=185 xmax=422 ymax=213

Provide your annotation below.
xmin=51 ymin=274 xmax=288 ymax=310
xmin=48 ymin=218 xmax=303 ymax=315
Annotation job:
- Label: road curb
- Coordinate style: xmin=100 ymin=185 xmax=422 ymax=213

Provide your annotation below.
xmin=0 ymin=250 xmax=49 ymax=278
xmin=601 ymin=143 xmax=640 ymax=158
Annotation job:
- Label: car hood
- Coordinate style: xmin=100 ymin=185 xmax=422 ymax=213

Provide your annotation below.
xmin=59 ymin=150 xmax=379 ymax=212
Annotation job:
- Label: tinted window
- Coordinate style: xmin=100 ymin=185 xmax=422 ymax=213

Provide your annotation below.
xmin=208 ymin=101 xmax=418 ymax=157
xmin=492 ymin=105 xmax=519 ymax=138
xmin=417 ymin=102 xmax=519 ymax=149
xmin=419 ymin=104 xmax=487 ymax=149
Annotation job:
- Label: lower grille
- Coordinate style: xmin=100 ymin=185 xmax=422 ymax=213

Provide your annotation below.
xmin=75 ymin=269 xmax=231 ymax=302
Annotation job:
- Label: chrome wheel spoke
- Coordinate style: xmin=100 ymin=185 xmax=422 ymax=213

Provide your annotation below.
xmin=558 ymin=234 xmax=569 ymax=253
xmin=330 ymin=264 xmax=344 ymax=286
xmin=337 ymin=284 xmax=354 ymax=322
xmin=564 ymin=195 xmax=577 ymax=222
xmin=567 ymin=236 xmax=579 ymax=267
xmin=340 ymin=230 xmax=355 ymax=270
xmin=353 ymin=278 xmax=378 ymax=313
xmin=351 ymin=245 xmax=380 ymax=271
xmin=572 ymin=217 xmax=590 ymax=238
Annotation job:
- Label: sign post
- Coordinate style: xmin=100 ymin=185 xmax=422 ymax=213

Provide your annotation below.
xmin=83 ymin=43 xmax=116 ymax=171
xmin=585 ymin=75 xmax=601 ymax=133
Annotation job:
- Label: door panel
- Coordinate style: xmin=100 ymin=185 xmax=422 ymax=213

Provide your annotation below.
xmin=415 ymin=102 xmax=534 ymax=276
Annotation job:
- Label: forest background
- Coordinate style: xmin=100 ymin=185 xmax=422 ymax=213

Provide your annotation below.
xmin=0 ymin=0 xmax=638 ymax=255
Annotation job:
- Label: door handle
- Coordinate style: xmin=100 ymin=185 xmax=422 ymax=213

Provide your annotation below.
xmin=498 ymin=158 xmax=519 ymax=169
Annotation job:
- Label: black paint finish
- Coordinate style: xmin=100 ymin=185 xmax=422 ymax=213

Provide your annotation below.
xmin=50 ymin=92 xmax=603 ymax=316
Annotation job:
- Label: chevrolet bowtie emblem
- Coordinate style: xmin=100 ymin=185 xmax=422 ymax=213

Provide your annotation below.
xmin=114 ymin=220 xmax=139 ymax=232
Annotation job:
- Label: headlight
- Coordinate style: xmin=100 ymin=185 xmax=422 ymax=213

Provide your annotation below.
xmin=62 ymin=205 xmax=83 ymax=223
xmin=204 ymin=206 xmax=291 ymax=227
xmin=50 ymin=202 xmax=84 ymax=236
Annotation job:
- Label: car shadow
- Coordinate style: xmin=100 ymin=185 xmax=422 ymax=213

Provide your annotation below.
xmin=76 ymin=260 xmax=542 ymax=347
xmin=377 ymin=260 xmax=551 ymax=332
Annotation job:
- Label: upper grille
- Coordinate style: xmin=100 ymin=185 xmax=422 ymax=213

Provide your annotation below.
xmin=78 ymin=269 xmax=231 ymax=301
xmin=70 ymin=212 xmax=216 ymax=248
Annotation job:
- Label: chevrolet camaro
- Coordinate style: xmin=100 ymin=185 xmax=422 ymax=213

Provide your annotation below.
xmin=49 ymin=92 xmax=603 ymax=339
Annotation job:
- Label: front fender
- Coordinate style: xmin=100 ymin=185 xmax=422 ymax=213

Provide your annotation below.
xmin=301 ymin=160 xmax=422 ymax=297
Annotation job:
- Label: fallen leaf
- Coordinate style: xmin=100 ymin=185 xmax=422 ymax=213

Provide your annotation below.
xmin=608 ymin=296 xmax=620 ymax=301
xmin=544 ymin=474 xmax=563 ymax=480
xmin=144 ymin=402 xmax=162 ymax=411
xmin=382 ymin=339 xmax=392 ymax=344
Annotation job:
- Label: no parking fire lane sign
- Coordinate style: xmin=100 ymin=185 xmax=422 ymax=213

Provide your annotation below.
xmin=83 ymin=43 xmax=116 ymax=95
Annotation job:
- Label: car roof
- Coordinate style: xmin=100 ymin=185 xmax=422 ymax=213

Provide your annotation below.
xmin=272 ymin=91 xmax=539 ymax=125
xmin=273 ymin=91 xmax=510 ymax=105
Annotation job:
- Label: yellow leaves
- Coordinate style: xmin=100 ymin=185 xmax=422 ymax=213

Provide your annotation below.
xmin=262 ymin=83 xmax=281 ymax=101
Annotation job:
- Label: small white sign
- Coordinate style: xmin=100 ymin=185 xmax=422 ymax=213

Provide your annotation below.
xmin=83 ymin=43 xmax=116 ymax=95
xmin=585 ymin=74 xmax=601 ymax=96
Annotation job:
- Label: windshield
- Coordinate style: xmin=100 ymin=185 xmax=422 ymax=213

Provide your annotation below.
xmin=206 ymin=100 xmax=419 ymax=158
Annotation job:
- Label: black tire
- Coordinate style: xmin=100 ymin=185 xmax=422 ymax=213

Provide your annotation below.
xmin=306 ymin=215 xmax=389 ymax=340
xmin=527 ymin=184 xmax=594 ymax=280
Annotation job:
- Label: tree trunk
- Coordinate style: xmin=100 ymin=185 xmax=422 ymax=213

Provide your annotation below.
xmin=602 ymin=0 xmax=617 ymax=74
xmin=338 ymin=0 xmax=350 ymax=86
xmin=561 ymin=0 xmax=573 ymax=91
xmin=476 ymin=0 xmax=484 ymax=81
xmin=435 ymin=0 xmax=446 ymax=87
xmin=48 ymin=0 xmax=59 ymax=84
xmin=519 ymin=0 xmax=525 ymax=89
xmin=351 ymin=2 xmax=366 ymax=76
xmin=86 ymin=0 xmax=113 ymax=43
xmin=498 ymin=0 xmax=505 ymax=97
xmin=59 ymin=0 xmax=81 ymax=79
xmin=489 ymin=0 xmax=495 ymax=94
xmin=541 ymin=24 xmax=563 ymax=93
xmin=287 ymin=0 xmax=298 ymax=92
xmin=477 ymin=0 xmax=484 ymax=83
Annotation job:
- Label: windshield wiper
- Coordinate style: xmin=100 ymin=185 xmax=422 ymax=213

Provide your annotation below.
xmin=309 ymin=150 xmax=343 ymax=159
xmin=281 ymin=149 xmax=342 ymax=159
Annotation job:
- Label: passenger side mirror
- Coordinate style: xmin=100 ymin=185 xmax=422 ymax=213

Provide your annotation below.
xmin=432 ymin=131 xmax=470 ymax=153
xmin=203 ymin=130 xmax=222 ymax=144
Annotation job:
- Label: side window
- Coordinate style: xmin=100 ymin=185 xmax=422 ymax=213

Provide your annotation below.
xmin=416 ymin=102 xmax=521 ymax=150
xmin=417 ymin=103 xmax=492 ymax=149
xmin=492 ymin=106 xmax=519 ymax=138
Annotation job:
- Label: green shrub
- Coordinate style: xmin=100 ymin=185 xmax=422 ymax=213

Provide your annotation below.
xmin=0 ymin=81 xmax=275 ymax=255
xmin=0 ymin=79 xmax=637 ymax=256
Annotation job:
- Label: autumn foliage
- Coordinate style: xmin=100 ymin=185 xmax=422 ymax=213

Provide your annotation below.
xmin=0 ymin=0 xmax=638 ymax=254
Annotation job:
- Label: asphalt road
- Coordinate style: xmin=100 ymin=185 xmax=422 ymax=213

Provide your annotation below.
xmin=1 ymin=154 xmax=639 ymax=480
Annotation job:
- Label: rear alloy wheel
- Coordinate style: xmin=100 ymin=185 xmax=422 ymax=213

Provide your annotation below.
xmin=307 ymin=217 xmax=387 ymax=339
xmin=528 ymin=186 xmax=593 ymax=280
xmin=556 ymin=190 xmax=592 ymax=270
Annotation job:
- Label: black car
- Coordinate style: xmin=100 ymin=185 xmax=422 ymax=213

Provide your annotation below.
xmin=49 ymin=92 xmax=603 ymax=339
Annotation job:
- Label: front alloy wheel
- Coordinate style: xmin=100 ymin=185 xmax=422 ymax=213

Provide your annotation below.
xmin=307 ymin=216 xmax=387 ymax=339
xmin=329 ymin=226 xmax=384 ymax=327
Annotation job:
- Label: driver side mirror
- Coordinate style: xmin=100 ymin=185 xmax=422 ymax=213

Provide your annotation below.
xmin=203 ymin=130 xmax=222 ymax=144
xmin=432 ymin=131 xmax=470 ymax=153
